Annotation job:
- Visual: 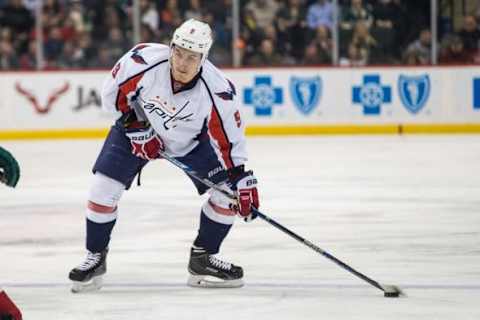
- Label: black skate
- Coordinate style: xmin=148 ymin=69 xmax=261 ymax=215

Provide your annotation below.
xmin=69 ymin=248 xmax=108 ymax=293
xmin=187 ymin=246 xmax=243 ymax=288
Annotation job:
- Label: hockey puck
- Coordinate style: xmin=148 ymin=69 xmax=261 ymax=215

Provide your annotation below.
xmin=384 ymin=291 xmax=400 ymax=298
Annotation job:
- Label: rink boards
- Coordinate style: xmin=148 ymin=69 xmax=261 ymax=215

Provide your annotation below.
xmin=1 ymin=65 xmax=480 ymax=139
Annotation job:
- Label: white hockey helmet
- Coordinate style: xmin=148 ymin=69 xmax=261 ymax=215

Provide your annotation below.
xmin=170 ymin=19 xmax=213 ymax=66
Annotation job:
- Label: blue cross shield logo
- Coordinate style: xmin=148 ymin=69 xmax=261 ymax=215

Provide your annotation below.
xmin=352 ymin=75 xmax=391 ymax=115
xmin=244 ymin=76 xmax=283 ymax=116
xmin=398 ymin=74 xmax=430 ymax=114
xmin=289 ymin=76 xmax=322 ymax=115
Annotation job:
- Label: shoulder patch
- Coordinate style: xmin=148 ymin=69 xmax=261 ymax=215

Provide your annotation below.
xmin=215 ymin=90 xmax=233 ymax=100
xmin=227 ymin=79 xmax=236 ymax=95
xmin=131 ymin=44 xmax=149 ymax=65
xmin=215 ymin=79 xmax=237 ymax=101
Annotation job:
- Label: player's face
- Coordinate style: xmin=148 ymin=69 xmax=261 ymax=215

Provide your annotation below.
xmin=171 ymin=46 xmax=202 ymax=83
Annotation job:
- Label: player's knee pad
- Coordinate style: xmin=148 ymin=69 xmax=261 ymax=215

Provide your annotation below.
xmin=201 ymin=184 xmax=236 ymax=225
xmin=86 ymin=172 xmax=126 ymax=223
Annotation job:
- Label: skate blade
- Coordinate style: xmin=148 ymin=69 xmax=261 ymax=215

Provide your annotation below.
xmin=71 ymin=276 xmax=104 ymax=293
xmin=187 ymin=274 xmax=244 ymax=288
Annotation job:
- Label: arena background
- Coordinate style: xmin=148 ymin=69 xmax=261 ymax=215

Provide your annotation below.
xmin=1 ymin=0 xmax=480 ymax=137
xmin=1 ymin=1 xmax=480 ymax=320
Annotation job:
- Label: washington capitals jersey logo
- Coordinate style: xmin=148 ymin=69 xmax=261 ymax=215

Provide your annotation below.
xmin=215 ymin=79 xmax=236 ymax=101
xmin=130 ymin=44 xmax=149 ymax=65
xmin=140 ymin=96 xmax=194 ymax=130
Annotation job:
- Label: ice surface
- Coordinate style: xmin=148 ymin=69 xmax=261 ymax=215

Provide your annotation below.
xmin=1 ymin=135 xmax=480 ymax=319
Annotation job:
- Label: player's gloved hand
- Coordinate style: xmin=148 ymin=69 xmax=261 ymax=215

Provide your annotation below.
xmin=228 ymin=166 xmax=259 ymax=222
xmin=125 ymin=126 xmax=164 ymax=161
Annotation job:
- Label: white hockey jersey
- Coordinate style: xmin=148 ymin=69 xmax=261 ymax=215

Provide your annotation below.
xmin=101 ymin=43 xmax=247 ymax=169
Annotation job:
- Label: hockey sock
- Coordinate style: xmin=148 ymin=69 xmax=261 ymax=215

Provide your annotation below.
xmin=193 ymin=211 xmax=232 ymax=254
xmin=86 ymin=218 xmax=116 ymax=253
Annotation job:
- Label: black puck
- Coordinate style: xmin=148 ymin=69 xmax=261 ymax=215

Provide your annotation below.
xmin=384 ymin=291 xmax=400 ymax=298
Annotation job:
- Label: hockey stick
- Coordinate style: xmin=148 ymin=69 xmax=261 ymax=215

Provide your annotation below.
xmin=158 ymin=150 xmax=404 ymax=298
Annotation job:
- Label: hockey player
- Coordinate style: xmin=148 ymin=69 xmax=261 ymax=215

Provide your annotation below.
xmin=0 ymin=146 xmax=20 ymax=188
xmin=0 ymin=289 xmax=22 ymax=320
xmin=68 ymin=19 xmax=259 ymax=292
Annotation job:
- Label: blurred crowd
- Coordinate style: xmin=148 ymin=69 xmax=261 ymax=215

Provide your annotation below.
xmin=0 ymin=0 xmax=479 ymax=70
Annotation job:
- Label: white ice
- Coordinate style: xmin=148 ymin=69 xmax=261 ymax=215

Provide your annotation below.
xmin=1 ymin=135 xmax=480 ymax=320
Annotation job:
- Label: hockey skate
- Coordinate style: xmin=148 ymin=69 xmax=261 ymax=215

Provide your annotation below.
xmin=187 ymin=247 xmax=244 ymax=288
xmin=69 ymin=249 xmax=108 ymax=293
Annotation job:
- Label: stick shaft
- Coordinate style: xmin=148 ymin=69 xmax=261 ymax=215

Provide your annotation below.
xmin=159 ymin=150 xmax=386 ymax=293
xmin=253 ymin=209 xmax=385 ymax=292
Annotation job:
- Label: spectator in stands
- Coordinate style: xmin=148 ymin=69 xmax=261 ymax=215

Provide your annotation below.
xmin=307 ymin=25 xmax=332 ymax=64
xmin=88 ymin=44 xmax=115 ymax=68
xmin=339 ymin=42 xmax=366 ymax=66
xmin=0 ymin=25 xmax=12 ymax=44
xmin=306 ymin=0 xmax=334 ymax=31
xmin=439 ymin=33 xmax=472 ymax=65
xmin=201 ymin=10 xmax=232 ymax=66
xmin=0 ymin=38 xmax=18 ymax=69
xmin=160 ymin=0 xmax=183 ymax=35
xmin=0 ymin=0 xmax=442 ymax=69
xmin=247 ymin=38 xmax=285 ymax=66
xmin=244 ymin=0 xmax=279 ymax=31
xmin=140 ymin=0 xmax=159 ymax=33
xmin=184 ymin=0 xmax=203 ymax=21
xmin=58 ymin=40 xmax=84 ymax=69
xmin=140 ymin=23 xmax=156 ymax=43
xmin=60 ymin=15 xmax=77 ymax=43
xmin=0 ymin=0 xmax=33 ymax=55
xmin=0 ymin=0 xmax=34 ymax=34
xmin=403 ymin=49 xmax=423 ymax=65
xmin=241 ymin=7 xmax=263 ymax=62
xmin=42 ymin=0 xmax=64 ymax=30
xmin=303 ymin=41 xmax=330 ymax=65
xmin=263 ymin=24 xmax=284 ymax=53
xmin=91 ymin=0 xmax=128 ymax=42
xmin=348 ymin=21 xmax=377 ymax=64
xmin=458 ymin=15 xmax=480 ymax=60
xmin=371 ymin=0 xmax=399 ymax=62
xmin=340 ymin=0 xmax=373 ymax=30
xmin=77 ymin=31 xmax=96 ymax=68
xmin=67 ymin=0 xmax=87 ymax=34
xmin=44 ymin=26 xmax=64 ymax=66
xmin=302 ymin=42 xmax=325 ymax=65
xmin=404 ymin=28 xmax=431 ymax=65
xmin=204 ymin=0 xmax=232 ymax=51
xmin=372 ymin=0 xmax=396 ymax=30
xmin=18 ymin=39 xmax=36 ymax=69
xmin=276 ymin=0 xmax=308 ymax=61
xmin=105 ymin=27 xmax=130 ymax=62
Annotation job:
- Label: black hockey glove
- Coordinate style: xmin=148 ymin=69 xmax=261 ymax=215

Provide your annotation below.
xmin=0 ymin=146 xmax=20 ymax=188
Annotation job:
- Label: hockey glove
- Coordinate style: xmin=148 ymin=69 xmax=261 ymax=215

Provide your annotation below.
xmin=0 ymin=146 xmax=20 ymax=188
xmin=125 ymin=125 xmax=164 ymax=161
xmin=229 ymin=166 xmax=259 ymax=222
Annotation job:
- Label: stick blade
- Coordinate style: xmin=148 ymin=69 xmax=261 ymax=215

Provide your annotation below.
xmin=382 ymin=284 xmax=406 ymax=298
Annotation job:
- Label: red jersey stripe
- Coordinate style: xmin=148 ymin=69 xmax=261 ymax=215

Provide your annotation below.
xmin=208 ymin=106 xmax=234 ymax=169
xmin=115 ymin=73 xmax=144 ymax=113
